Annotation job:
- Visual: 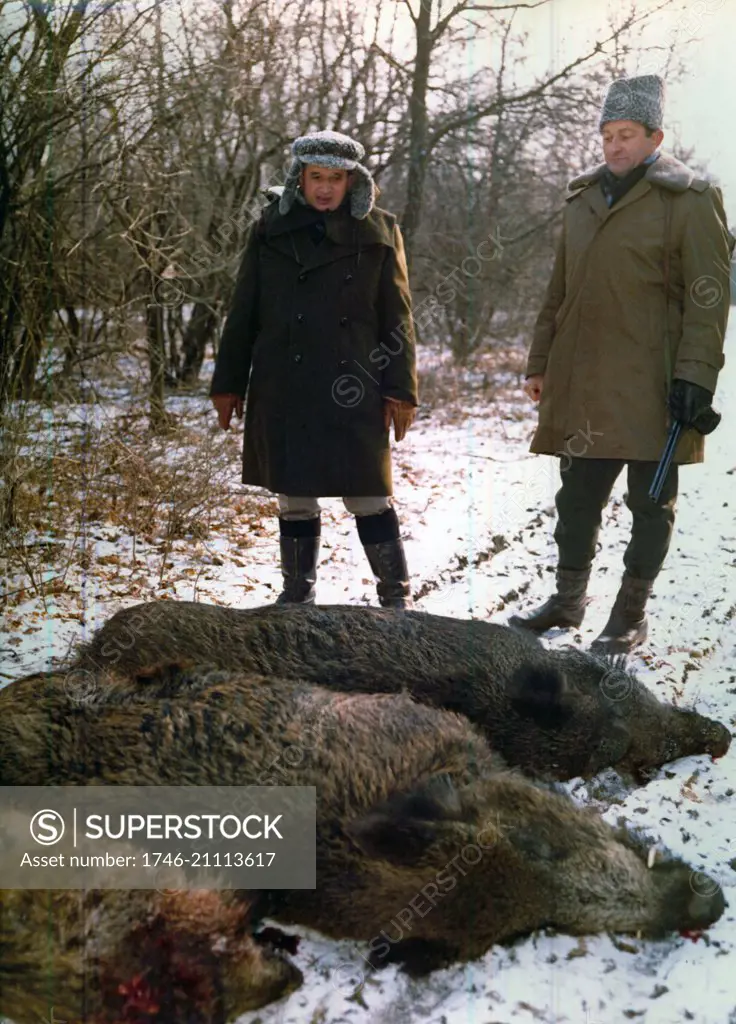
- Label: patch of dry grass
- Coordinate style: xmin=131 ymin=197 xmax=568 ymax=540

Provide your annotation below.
xmin=0 ymin=400 xmax=266 ymax=611
xmin=417 ymin=344 xmax=527 ymax=422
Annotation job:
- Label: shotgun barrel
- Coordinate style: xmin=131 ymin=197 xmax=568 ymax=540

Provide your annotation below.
xmin=649 ymin=421 xmax=682 ymax=502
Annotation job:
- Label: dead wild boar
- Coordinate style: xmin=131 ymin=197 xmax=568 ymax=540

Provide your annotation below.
xmin=0 ymin=832 xmax=302 ymax=1024
xmin=0 ymin=664 xmax=726 ymax=983
xmin=74 ymin=601 xmax=732 ymax=781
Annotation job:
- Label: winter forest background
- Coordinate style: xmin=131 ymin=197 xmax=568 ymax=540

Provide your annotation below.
xmin=1 ymin=0 xmax=735 ymax=579
xmin=1 ymin=3 xmax=736 ymax=1021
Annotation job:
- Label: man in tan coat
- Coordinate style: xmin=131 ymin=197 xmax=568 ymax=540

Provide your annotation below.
xmin=510 ymin=75 xmax=734 ymax=653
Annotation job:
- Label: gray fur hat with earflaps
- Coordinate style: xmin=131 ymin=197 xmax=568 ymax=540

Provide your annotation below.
xmin=279 ymin=130 xmax=377 ymax=220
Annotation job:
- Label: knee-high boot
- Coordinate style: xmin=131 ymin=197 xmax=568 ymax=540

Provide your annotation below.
xmin=275 ymin=516 xmax=321 ymax=605
xmin=356 ymin=508 xmax=413 ymax=610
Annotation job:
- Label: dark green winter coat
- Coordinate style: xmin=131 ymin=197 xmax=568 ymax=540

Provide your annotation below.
xmin=526 ymin=152 xmax=734 ymax=464
xmin=210 ymin=198 xmax=418 ymax=496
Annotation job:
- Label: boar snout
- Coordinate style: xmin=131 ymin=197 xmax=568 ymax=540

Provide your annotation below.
xmin=618 ymin=705 xmax=732 ymax=778
xmin=704 ymin=720 xmax=731 ymax=759
xmin=649 ymin=863 xmax=726 ymax=936
xmin=663 ymin=712 xmax=732 ymax=770
xmin=673 ymin=710 xmax=732 ymax=762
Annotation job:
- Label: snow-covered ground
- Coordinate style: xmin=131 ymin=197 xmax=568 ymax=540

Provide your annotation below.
xmin=1 ymin=323 xmax=735 ymax=1024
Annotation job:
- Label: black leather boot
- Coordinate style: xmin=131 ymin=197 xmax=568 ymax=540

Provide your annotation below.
xmin=591 ymin=572 xmax=653 ymax=655
xmin=508 ymin=568 xmax=590 ymax=633
xmin=276 ymin=516 xmax=320 ymax=605
xmin=356 ymin=508 xmax=413 ymax=610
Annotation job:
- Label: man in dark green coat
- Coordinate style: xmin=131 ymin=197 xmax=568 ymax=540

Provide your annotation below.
xmin=210 ymin=131 xmax=418 ymax=608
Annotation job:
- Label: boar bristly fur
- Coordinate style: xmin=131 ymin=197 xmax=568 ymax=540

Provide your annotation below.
xmin=0 ymin=664 xmax=725 ymax=993
xmin=74 ymin=602 xmax=732 ymax=780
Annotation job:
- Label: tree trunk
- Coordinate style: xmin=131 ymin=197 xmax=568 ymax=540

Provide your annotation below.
xmin=0 ymin=291 xmax=21 ymax=411
xmin=147 ymin=298 xmax=169 ymax=431
xmin=13 ymin=308 xmax=51 ymax=399
xmin=180 ymin=301 xmax=217 ymax=385
xmin=62 ymin=305 xmax=80 ymax=376
xmin=452 ymin=319 xmax=469 ymax=365
xmin=399 ymin=0 xmax=433 ymax=271
xmin=164 ymin=303 xmax=184 ymax=386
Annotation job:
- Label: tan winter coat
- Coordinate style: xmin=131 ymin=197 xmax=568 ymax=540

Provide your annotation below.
xmin=527 ymin=152 xmax=735 ymax=464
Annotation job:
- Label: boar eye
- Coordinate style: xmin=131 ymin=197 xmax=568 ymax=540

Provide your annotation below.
xmin=591 ymin=720 xmax=631 ymax=772
xmin=510 ymin=826 xmax=569 ymax=862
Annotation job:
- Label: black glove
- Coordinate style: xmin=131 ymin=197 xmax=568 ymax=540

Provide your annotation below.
xmin=667 ymin=378 xmax=721 ymax=435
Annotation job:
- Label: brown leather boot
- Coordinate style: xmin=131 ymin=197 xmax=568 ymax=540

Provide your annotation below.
xmin=508 ymin=568 xmax=590 ymax=634
xmin=591 ymin=573 xmax=654 ymax=655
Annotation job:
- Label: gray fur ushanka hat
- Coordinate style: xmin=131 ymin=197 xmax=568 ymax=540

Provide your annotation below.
xmin=599 ymin=74 xmax=665 ymax=131
xmin=279 ymin=130 xmax=377 ymax=220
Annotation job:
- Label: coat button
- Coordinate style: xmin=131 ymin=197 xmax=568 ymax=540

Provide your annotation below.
xmin=298 ymin=273 xmax=307 ymax=281
xmin=338 ymin=359 xmax=348 ymax=367
xmin=339 ymin=316 xmax=348 ymax=326
xmin=296 ymin=313 xmax=304 ymax=322
xmin=345 ymin=274 xmax=353 ymax=282
xmin=294 ymin=353 xmax=302 ymax=363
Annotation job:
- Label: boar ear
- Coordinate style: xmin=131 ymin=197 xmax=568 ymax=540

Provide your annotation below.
xmin=384 ymin=772 xmax=464 ymax=821
xmin=344 ymin=774 xmax=467 ymax=865
xmin=506 ymin=665 xmax=572 ymax=727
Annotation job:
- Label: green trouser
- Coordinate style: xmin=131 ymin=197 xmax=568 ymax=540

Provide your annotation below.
xmin=554 ymin=458 xmax=678 ymax=581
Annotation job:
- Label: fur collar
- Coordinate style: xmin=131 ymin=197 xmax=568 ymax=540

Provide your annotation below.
xmin=568 ymin=151 xmax=706 ymax=195
xmin=259 ymin=191 xmax=396 ymax=248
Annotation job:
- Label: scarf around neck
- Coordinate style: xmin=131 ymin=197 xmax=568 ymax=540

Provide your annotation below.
xmin=600 ymin=150 xmax=660 ymax=208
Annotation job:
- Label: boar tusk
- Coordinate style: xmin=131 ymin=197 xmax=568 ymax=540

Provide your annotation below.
xmin=647 ymin=847 xmax=657 ymax=869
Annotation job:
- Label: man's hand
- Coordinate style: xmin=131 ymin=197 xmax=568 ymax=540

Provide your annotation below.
xmin=524 ymin=375 xmax=544 ymax=402
xmin=668 ymin=378 xmax=721 ymax=435
xmin=668 ymin=379 xmax=712 ymax=428
xmin=382 ymin=397 xmax=416 ymax=442
xmin=211 ymin=393 xmax=244 ymax=430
